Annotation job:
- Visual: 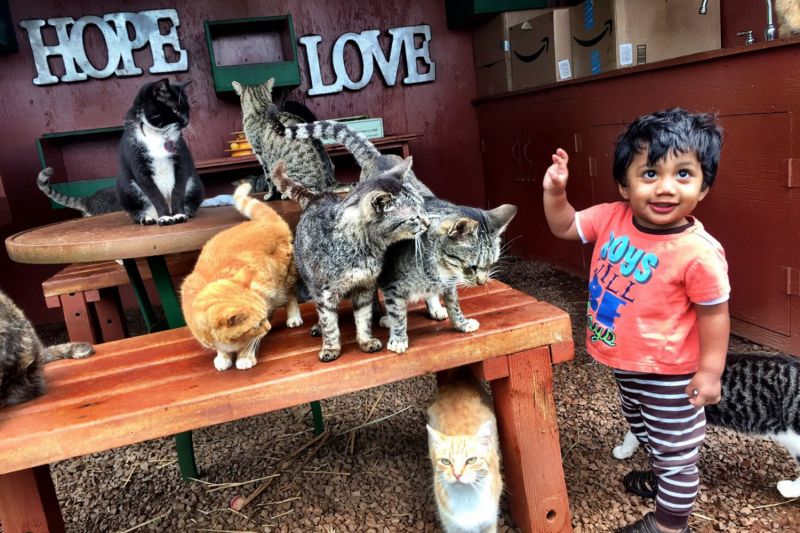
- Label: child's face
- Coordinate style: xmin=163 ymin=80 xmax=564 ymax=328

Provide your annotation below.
xmin=619 ymin=149 xmax=708 ymax=229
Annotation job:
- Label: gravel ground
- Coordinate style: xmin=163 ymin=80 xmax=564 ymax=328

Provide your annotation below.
xmin=18 ymin=257 xmax=800 ymax=533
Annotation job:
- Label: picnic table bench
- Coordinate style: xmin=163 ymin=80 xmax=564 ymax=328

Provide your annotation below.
xmin=0 ymin=281 xmax=575 ymax=533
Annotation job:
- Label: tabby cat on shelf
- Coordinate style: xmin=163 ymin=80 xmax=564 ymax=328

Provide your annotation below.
xmin=271 ymin=154 xmax=430 ymax=362
xmin=0 ymin=288 xmax=94 ymax=408
xmin=274 ymin=118 xmax=517 ymax=353
xmin=612 ymin=352 xmax=800 ymax=498
xmin=37 ymin=167 xmax=120 ymax=216
xmin=777 ymin=0 xmax=800 ymax=36
xmin=427 ymin=368 xmax=503 ymax=533
xmin=117 ymin=78 xmax=204 ymax=225
xmin=231 ymin=78 xmax=353 ymax=198
xmin=180 ymin=162 xmax=302 ymax=371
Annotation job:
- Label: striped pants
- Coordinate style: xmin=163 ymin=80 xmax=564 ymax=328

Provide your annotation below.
xmin=614 ymin=369 xmax=706 ymax=530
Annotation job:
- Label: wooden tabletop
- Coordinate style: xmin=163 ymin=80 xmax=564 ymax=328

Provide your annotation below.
xmin=5 ymin=201 xmax=301 ymax=264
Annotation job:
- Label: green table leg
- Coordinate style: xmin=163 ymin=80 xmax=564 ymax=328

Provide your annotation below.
xmin=122 ymin=259 xmax=161 ymax=333
xmin=145 ymin=256 xmax=198 ymax=480
xmin=311 ymin=400 xmax=324 ymax=435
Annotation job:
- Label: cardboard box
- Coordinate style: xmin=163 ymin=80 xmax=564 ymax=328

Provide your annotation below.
xmin=570 ymin=0 xmax=720 ymax=79
xmin=510 ymin=9 xmax=572 ymax=90
xmin=475 ymin=60 xmax=511 ymax=98
xmin=472 ymin=9 xmax=550 ymax=67
xmin=472 ymin=9 xmax=550 ymax=97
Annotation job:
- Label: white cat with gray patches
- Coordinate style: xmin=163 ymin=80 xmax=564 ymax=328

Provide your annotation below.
xmin=612 ymin=352 xmax=800 ymax=498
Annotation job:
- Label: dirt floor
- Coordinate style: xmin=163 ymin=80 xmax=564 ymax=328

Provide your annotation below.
xmin=17 ymin=257 xmax=800 ymax=532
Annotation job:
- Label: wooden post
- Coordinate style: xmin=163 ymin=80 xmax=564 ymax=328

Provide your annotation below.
xmin=59 ymin=292 xmax=97 ymax=343
xmin=0 ymin=466 xmax=65 ymax=533
xmin=488 ymin=347 xmax=572 ymax=533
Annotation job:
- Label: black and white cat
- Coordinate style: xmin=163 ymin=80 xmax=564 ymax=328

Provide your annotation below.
xmin=612 ymin=352 xmax=800 ymax=498
xmin=117 ymin=78 xmax=204 ymax=225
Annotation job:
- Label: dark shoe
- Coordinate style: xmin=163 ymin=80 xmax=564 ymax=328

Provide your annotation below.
xmin=623 ymin=469 xmax=658 ymax=498
xmin=615 ymin=512 xmax=690 ymax=533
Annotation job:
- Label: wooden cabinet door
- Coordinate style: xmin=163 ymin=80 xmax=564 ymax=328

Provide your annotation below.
xmin=697 ymin=112 xmax=793 ymax=337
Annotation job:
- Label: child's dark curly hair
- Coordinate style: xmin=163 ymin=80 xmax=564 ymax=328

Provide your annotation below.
xmin=613 ymin=108 xmax=723 ymax=190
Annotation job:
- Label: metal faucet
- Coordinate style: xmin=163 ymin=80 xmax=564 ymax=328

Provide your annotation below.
xmin=700 ymin=0 xmax=776 ymax=41
xmin=765 ymin=0 xmax=777 ymax=41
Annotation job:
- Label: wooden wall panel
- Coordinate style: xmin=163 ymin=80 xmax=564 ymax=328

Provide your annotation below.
xmin=0 ymin=0 xmax=484 ymax=324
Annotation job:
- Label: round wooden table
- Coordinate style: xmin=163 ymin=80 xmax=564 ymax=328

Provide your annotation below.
xmin=5 ymin=201 xmax=301 ymax=480
xmin=5 ymin=200 xmax=299 ymax=263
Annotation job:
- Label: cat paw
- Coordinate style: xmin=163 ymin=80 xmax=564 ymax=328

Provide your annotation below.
xmin=612 ymin=445 xmax=635 ymax=460
xmin=358 ymin=337 xmax=383 ymax=353
xmin=387 ymin=336 xmax=409 ymax=354
xmin=379 ymin=316 xmax=390 ymax=328
xmin=310 ymin=323 xmax=321 ymax=337
xmin=428 ymin=308 xmax=448 ymax=321
xmin=456 ymin=318 xmax=480 ymax=333
xmin=157 ymin=215 xmax=175 ymax=226
xmin=286 ymin=315 xmax=304 ymax=328
xmin=319 ymin=348 xmax=341 ymax=362
xmin=71 ymin=343 xmax=95 ymax=359
xmin=172 ymin=214 xmax=189 ymax=224
xmin=139 ymin=217 xmax=157 ymax=225
xmin=214 ymin=354 xmax=234 ymax=371
xmin=235 ymin=356 xmax=257 ymax=370
xmin=777 ymin=479 xmax=800 ymax=498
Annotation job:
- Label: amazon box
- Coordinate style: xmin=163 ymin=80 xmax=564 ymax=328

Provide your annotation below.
xmin=570 ymin=0 xmax=720 ymax=79
xmin=509 ymin=9 xmax=572 ymax=90
xmin=472 ymin=9 xmax=550 ymax=97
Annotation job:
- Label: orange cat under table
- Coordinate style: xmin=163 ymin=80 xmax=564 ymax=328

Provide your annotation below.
xmin=0 ymin=281 xmax=575 ymax=532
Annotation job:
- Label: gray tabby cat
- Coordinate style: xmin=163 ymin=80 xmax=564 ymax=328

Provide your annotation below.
xmin=378 ymin=200 xmax=517 ymax=353
xmin=231 ymin=78 xmax=353 ymax=198
xmin=37 ymin=168 xmax=120 ymax=216
xmin=613 ymin=352 xmax=800 ymax=498
xmin=271 ymin=157 xmax=430 ymax=362
xmin=0 ymin=288 xmax=94 ymax=408
xmin=275 ymin=119 xmax=517 ymax=353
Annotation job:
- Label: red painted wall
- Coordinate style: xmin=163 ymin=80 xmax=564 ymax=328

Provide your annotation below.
xmin=0 ymin=1 xmax=485 ymax=324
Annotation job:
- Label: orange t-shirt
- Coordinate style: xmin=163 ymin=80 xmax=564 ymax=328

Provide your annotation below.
xmin=575 ymin=202 xmax=730 ymax=374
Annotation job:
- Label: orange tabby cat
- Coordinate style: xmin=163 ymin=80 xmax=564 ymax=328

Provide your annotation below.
xmin=427 ymin=369 xmax=503 ymax=533
xmin=181 ymin=161 xmax=302 ymax=371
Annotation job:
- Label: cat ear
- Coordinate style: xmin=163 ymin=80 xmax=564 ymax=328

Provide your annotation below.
xmin=153 ymin=78 xmax=170 ymax=96
xmin=442 ymin=217 xmax=479 ymax=239
xmin=366 ymin=191 xmax=394 ymax=215
xmin=231 ymin=81 xmax=243 ymax=96
xmin=386 ymin=156 xmax=413 ymax=181
xmin=476 ymin=420 xmax=495 ymax=447
xmin=178 ymin=79 xmax=192 ymax=90
xmin=225 ymin=313 xmax=246 ymax=327
xmin=266 ymin=77 xmax=275 ymax=93
xmin=487 ymin=204 xmax=518 ymax=234
xmin=426 ymin=424 xmax=445 ymax=445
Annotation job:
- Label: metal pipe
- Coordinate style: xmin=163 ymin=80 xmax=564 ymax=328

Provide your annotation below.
xmin=765 ymin=0 xmax=777 ymax=40
xmin=699 ymin=0 xmax=709 ymax=15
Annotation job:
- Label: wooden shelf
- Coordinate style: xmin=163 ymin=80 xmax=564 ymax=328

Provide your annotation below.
xmin=204 ymin=15 xmax=300 ymax=94
xmin=195 ymin=133 xmax=422 ymax=175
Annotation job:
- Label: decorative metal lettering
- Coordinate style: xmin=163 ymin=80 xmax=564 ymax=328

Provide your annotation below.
xmin=19 ymin=9 xmax=188 ymax=86
xmin=300 ymin=24 xmax=435 ymax=96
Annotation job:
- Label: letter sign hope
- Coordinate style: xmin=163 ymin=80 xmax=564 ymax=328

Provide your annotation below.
xmin=300 ymin=24 xmax=436 ymax=96
xmin=19 ymin=9 xmax=188 ymax=86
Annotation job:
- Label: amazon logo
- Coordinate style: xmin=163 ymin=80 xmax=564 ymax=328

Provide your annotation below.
xmin=513 ymin=37 xmax=549 ymax=63
xmin=573 ymin=19 xmax=613 ymax=47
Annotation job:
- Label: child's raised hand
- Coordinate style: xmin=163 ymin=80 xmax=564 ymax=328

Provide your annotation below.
xmin=543 ymin=148 xmax=570 ymax=195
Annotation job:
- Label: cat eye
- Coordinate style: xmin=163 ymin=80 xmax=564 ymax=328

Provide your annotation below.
xmin=466 ymin=457 xmax=477 ymax=464
xmin=439 ymin=458 xmax=451 ymax=466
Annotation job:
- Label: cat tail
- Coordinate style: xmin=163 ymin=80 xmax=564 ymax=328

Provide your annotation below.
xmin=37 ymin=167 xmax=92 ymax=216
xmin=232 ymin=179 xmax=287 ymax=224
xmin=41 ymin=342 xmax=95 ymax=363
xmin=269 ymin=160 xmax=316 ymax=210
xmin=283 ymin=120 xmax=382 ymax=169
